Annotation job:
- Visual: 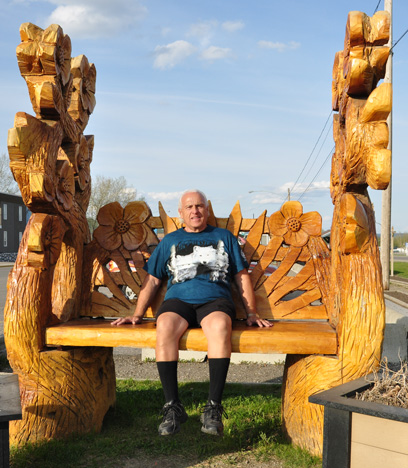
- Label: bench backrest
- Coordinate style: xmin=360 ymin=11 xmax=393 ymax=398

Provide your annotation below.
xmin=81 ymin=199 xmax=333 ymax=325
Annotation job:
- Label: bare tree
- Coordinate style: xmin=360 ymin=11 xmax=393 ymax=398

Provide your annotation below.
xmin=0 ymin=153 xmax=19 ymax=195
xmin=87 ymin=175 xmax=142 ymax=234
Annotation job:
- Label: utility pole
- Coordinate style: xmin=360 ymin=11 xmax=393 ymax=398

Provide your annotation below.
xmin=380 ymin=0 xmax=393 ymax=290
xmin=391 ymin=226 xmax=395 ymax=276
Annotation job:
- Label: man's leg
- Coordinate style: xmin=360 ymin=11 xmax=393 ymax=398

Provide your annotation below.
xmin=156 ymin=312 xmax=189 ymax=436
xmin=200 ymin=312 xmax=232 ymax=435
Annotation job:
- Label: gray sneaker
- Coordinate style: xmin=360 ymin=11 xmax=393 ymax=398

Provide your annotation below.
xmin=158 ymin=400 xmax=188 ymax=436
xmin=200 ymin=400 xmax=227 ymax=436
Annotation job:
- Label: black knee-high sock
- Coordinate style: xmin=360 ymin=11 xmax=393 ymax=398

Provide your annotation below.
xmin=208 ymin=358 xmax=230 ymax=404
xmin=157 ymin=361 xmax=179 ymax=403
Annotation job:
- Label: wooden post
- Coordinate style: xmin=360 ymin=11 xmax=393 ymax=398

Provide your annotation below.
xmin=381 ymin=0 xmax=393 ymax=290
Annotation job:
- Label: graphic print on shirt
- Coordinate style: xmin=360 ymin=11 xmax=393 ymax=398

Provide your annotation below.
xmin=168 ymin=240 xmax=229 ymax=284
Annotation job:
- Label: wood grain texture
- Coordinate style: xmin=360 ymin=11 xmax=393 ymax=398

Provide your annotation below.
xmin=282 ymin=9 xmax=389 ymax=455
xmin=5 ymin=22 xmax=115 ymax=446
xmin=46 ymin=320 xmax=337 ymax=355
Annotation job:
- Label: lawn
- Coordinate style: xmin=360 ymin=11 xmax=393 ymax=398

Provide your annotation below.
xmin=11 ymin=380 xmax=321 ymax=468
xmin=393 ymin=261 xmax=408 ymax=278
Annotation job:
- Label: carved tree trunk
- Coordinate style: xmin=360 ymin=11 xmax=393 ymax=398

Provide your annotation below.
xmin=5 ymin=22 xmax=115 ymax=445
xmin=282 ymin=11 xmax=391 ymax=455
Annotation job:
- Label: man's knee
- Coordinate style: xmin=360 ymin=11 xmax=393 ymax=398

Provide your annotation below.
xmin=156 ymin=312 xmax=188 ymax=339
xmin=201 ymin=312 xmax=232 ymax=339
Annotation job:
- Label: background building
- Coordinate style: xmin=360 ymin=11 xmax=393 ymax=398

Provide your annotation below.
xmin=0 ymin=192 xmax=29 ymax=254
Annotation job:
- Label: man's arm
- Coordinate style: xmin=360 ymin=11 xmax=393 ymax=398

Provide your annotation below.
xmin=234 ymin=269 xmax=273 ymax=328
xmin=111 ymin=273 xmax=162 ymax=325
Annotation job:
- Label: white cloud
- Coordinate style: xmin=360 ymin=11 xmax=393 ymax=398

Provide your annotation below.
xmin=147 ymin=191 xmax=183 ymax=201
xmin=153 ymin=40 xmax=196 ymax=70
xmin=250 ymin=180 xmax=330 ymax=205
xmin=45 ymin=0 xmax=147 ymax=38
xmin=187 ymin=20 xmax=218 ymax=38
xmin=222 ymin=20 xmax=244 ymax=32
xmin=187 ymin=20 xmax=218 ymax=48
xmin=258 ymin=40 xmax=300 ymax=52
xmin=201 ymin=46 xmax=233 ymax=61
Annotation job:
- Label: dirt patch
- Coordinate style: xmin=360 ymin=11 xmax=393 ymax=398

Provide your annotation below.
xmin=116 ymin=451 xmax=285 ymax=468
xmin=113 ymin=358 xmax=285 ymax=385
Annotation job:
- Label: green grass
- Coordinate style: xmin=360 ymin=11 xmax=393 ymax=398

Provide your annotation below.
xmin=393 ymin=262 xmax=408 ymax=278
xmin=10 ymin=380 xmax=320 ymax=468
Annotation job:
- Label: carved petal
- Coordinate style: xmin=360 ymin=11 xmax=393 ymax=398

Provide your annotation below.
xmin=284 ymin=229 xmax=309 ymax=247
xmin=268 ymin=211 xmax=288 ymax=236
xmin=124 ymin=201 xmax=150 ymax=225
xmin=97 ymin=202 xmax=123 ymax=226
xmin=299 ymin=211 xmax=322 ymax=236
xmin=281 ymin=201 xmax=303 ymax=219
xmin=122 ymin=225 xmax=147 ymax=251
xmin=56 ymin=160 xmax=75 ymax=211
xmin=94 ymin=225 xmax=122 ymax=251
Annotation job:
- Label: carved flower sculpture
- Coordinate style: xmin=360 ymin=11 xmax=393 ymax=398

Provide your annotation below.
xmin=56 ymin=160 xmax=75 ymax=211
xmin=16 ymin=23 xmax=44 ymax=75
xmin=94 ymin=201 xmax=151 ymax=251
xmin=39 ymin=24 xmax=72 ymax=85
xmin=16 ymin=23 xmax=72 ymax=118
xmin=269 ymin=201 xmax=321 ymax=247
xmin=68 ymin=54 xmax=96 ymax=130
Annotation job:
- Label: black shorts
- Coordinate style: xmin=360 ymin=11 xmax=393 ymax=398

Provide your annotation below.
xmin=156 ymin=298 xmax=236 ymax=328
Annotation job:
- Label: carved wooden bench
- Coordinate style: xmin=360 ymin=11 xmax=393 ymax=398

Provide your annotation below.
xmin=44 ymin=200 xmax=337 ymax=356
xmin=5 ymin=11 xmax=391 ymax=457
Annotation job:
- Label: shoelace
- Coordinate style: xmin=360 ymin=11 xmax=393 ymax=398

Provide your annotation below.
xmin=162 ymin=402 xmax=184 ymax=421
xmin=201 ymin=402 xmax=228 ymax=421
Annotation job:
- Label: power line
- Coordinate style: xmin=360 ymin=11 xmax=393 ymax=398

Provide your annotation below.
xmin=391 ymin=27 xmax=408 ymax=51
xmin=297 ymin=145 xmax=334 ymax=201
xmin=289 ymin=110 xmax=333 ymax=195
xmin=297 ymin=120 xmax=333 ymax=188
xmin=373 ymin=0 xmax=382 ymax=15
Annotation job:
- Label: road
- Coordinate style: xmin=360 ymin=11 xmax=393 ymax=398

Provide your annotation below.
xmin=394 ymin=255 xmax=408 ymax=263
xmin=0 ymin=266 xmax=12 ymax=336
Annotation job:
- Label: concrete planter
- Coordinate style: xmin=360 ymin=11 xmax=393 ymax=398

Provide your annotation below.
xmin=309 ymin=374 xmax=408 ymax=468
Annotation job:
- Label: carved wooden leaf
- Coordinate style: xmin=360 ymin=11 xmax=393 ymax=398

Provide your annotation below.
xmin=159 ymin=201 xmax=178 ymax=235
xmin=207 ymin=200 xmax=217 ymax=227
xmin=226 ymin=201 xmax=242 ymax=236
xmin=243 ymin=210 xmax=266 ymax=264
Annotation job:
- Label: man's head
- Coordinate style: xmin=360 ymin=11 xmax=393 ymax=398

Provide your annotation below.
xmin=178 ymin=189 xmax=209 ymax=233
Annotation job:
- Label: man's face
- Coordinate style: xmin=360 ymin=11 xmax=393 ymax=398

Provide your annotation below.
xmin=179 ymin=192 xmax=209 ymax=233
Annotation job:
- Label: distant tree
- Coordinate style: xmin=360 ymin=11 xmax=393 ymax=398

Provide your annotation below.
xmin=87 ymin=175 xmax=142 ymax=234
xmin=394 ymin=232 xmax=408 ymax=249
xmin=0 ymin=153 xmax=19 ymax=195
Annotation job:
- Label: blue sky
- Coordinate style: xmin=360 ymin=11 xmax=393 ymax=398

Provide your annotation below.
xmin=1 ymin=0 xmax=407 ymax=231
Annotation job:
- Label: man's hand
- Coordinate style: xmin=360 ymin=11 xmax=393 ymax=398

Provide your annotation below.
xmin=111 ymin=315 xmax=143 ymax=326
xmin=246 ymin=314 xmax=273 ymax=328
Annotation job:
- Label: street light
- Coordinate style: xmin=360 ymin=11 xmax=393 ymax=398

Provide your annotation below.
xmin=248 ymin=189 xmax=290 ymax=201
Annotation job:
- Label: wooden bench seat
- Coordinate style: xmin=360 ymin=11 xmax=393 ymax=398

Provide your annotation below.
xmin=45 ymin=319 xmax=337 ymax=355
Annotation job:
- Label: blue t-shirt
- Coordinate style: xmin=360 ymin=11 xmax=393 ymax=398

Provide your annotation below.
xmin=144 ymin=225 xmax=248 ymax=304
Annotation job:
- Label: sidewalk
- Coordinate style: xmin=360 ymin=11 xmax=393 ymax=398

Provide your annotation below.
xmin=383 ymin=277 xmax=408 ymax=363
